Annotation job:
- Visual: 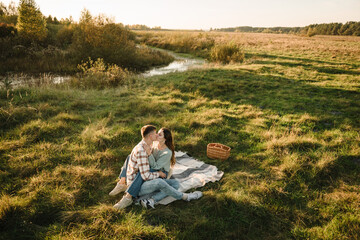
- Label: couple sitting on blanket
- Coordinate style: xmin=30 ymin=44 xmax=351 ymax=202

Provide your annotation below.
xmin=109 ymin=125 xmax=203 ymax=209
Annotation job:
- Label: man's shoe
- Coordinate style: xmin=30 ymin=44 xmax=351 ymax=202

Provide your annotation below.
xmin=186 ymin=191 xmax=203 ymax=201
xmin=109 ymin=182 xmax=127 ymax=196
xmin=140 ymin=198 xmax=155 ymax=209
xmin=113 ymin=196 xmax=133 ymax=209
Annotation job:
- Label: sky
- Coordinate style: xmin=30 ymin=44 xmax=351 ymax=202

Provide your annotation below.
xmin=2 ymin=0 xmax=360 ymax=29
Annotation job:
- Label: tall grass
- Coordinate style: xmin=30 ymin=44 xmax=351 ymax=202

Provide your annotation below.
xmin=138 ymin=31 xmax=215 ymax=58
xmin=210 ymin=43 xmax=245 ymax=63
xmin=137 ymin=30 xmax=360 ymax=64
xmin=137 ymin=31 xmax=245 ymax=63
xmin=0 ymin=32 xmax=359 ymax=239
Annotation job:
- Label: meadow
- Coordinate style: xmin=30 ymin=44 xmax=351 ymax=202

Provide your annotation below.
xmin=0 ymin=31 xmax=360 ymax=239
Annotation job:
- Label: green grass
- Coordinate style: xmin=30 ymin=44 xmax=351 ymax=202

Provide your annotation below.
xmin=1 ymin=33 xmax=360 ymax=239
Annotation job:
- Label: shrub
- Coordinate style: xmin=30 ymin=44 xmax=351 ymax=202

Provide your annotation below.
xmin=0 ymin=36 xmax=19 ymax=60
xmin=44 ymin=23 xmax=63 ymax=46
xmin=70 ymin=10 xmax=137 ymax=69
xmin=210 ymin=43 xmax=245 ymax=64
xmin=69 ymin=10 xmax=172 ymax=71
xmin=0 ymin=23 xmax=17 ymax=37
xmin=55 ymin=25 xmax=74 ymax=47
xmin=69 ymin=58 xmax=130 ymax=89
xmin=307 ymin=27 xmax=317 ymax=37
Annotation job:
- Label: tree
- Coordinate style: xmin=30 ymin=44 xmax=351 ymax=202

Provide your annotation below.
xmin=306 ymin=27 xmax=316 ymax=37
xmin=71 ymin=9 xmax=139 ymax=69
xmin=0 ymin=3 xmax=5 ymax=16
xmin=17 ymin=0 xmax=47 ymax=42
xmin=0 ymin=1 xmax=18 ymax=24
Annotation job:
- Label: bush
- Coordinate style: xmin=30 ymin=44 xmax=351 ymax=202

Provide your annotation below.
xmin=210 ymin=43 xmax=245 ymax=64
xmin=56 ymin=25 xmax=74 ymax=47
xmin=68 ymin=58 xmax=130 ymax=89
xmin=0 ymin=36 xmax=18 ymax=60
xmin=307 ymin=27 xmax=317 ymax=37
xmin=70 ymin=10 xmax=136 ymax=69
xmin=0 ymin=23 xmax=17 ymax=37
xmin=44 ymin=23 xmax=63 ymax=46
xmin=69 ymin=10 xmax=173 ymax=71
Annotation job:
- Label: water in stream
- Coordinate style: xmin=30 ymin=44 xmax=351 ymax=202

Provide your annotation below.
xmin=0 ymin=50 xmax=205 ymax=88
xmin=142 ymin=53 xmax=205 ymax=77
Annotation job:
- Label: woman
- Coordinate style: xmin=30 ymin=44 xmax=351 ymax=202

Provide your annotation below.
xmin=110 ymin=128 xmax=202 ymax=209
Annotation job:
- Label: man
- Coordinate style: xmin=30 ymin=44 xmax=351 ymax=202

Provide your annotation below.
xmin=113 ymin=125 xmax=166 ymax=209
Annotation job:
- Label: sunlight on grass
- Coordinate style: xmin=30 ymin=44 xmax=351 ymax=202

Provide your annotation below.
xmin=1 ymin=32 xmax=359 ymax=239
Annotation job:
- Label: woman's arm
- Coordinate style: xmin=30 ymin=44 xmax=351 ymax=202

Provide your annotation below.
xmin=149 ymin=149 xmax=171 ymax=172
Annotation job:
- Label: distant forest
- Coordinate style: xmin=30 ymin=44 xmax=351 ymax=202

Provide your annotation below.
xmin=212 ymin=22 xmax=360 ymax=36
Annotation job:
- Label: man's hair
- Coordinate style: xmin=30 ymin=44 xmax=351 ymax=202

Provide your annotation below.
xmin=141 ymin=125 xmax=156 ymax=138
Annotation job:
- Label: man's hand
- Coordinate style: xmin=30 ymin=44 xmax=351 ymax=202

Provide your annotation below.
xmin=158 ymin=171 xmax=166 ymax=178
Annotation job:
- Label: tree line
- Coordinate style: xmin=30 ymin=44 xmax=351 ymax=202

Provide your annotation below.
xmin=212 ymin=22 xmax=360 ymax=36
xmin=0 ymin=0 xmax=173 ymax=75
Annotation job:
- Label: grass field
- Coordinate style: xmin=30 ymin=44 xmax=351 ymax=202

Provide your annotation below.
xmin=0 ymin=32 xmax=360 ymax=239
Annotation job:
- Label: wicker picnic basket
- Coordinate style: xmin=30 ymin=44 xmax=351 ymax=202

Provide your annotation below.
xmin=207 ymin=143 xmax=231 ymax=161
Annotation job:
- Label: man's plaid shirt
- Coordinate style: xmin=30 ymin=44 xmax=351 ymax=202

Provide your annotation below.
xmin=126 ymin=140 xmax=159 ymax=185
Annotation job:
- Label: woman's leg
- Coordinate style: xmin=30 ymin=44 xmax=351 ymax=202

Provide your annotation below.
xmin=151 ymin=179 xmax=180 ymax=202
xmin=118 ymin=155 xmax=130 ymax=180
xmin=139 ymin=179 xmax=202 ymax=208
xmin=138 ymin=178 xmax=183 ymax=201
xmin=126 ymin=169 xmax=166 ymax=197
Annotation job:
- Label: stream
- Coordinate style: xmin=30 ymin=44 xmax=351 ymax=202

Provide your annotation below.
xmin=141 ymin=50 xmax=205 ymax=77
xmin=0 ymin=49 xmax=205 ymax=88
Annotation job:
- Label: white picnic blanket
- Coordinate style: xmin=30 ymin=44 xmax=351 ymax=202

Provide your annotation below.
xmin=156 ymin=151 xmax=224 ymax=205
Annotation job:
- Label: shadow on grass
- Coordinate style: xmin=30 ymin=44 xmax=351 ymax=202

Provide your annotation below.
xmin=144 ymin=193 xmax=290 ymax=240
xmin=309 ymin=154 xmax=360 ymax=190
xmin=156 ymin=68 xmax=360 ymax=130
xmin=252 ymin=60 xmax=360 ymax=75
xmin=246 ymin=52 xmax=360 ymax=67
xmin=0 ymin=88 xmax=67 ymax=133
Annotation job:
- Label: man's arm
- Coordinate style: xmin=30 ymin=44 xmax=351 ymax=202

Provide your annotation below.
xmin=136 ymin=148 xmax=160 ymax=181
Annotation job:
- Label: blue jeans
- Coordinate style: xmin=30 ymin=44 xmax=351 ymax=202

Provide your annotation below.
xmin=119 ymin=155 xmax=168 ymax=198
xmin=138 ymin=178 xmax=182 ymax=203
xmin=119 ymin=155 xmax=130 ymax=179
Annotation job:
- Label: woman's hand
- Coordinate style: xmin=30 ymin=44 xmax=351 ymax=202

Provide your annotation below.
xmin=158 ymin=171 xmax=166 ymax=178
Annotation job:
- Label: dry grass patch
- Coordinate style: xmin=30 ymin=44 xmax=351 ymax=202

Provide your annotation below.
xmin=19 ymin=118 xmax=74 ymax=143
xmin=50 ymin=205 xmax=170 ymax=240
xmin=21 ymin=165 xmax=112 ymax=198
xmin=313 ymin=152 xmax=337 ymax=173
xmin=0 ymin=138 xmax=26 ymax=151
xmin=52 ymin=112 xmax=83 ymax=122
xmin=222 ymin=171 xmax=261 ymax=190
xmin=270 ymin=153 xmax=307 ymax=179
xmin=266 ymin=129 xmax=321 ymax=155
xmin=187 ymin=96 xmax=209 ymax=109
xmin=81 ymin=116 xmax=113 ymax=149
xmin=189 ymin=108 xmax=225 ymax=127
xmin=233 ymin=104 xmax=264 ymax=119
